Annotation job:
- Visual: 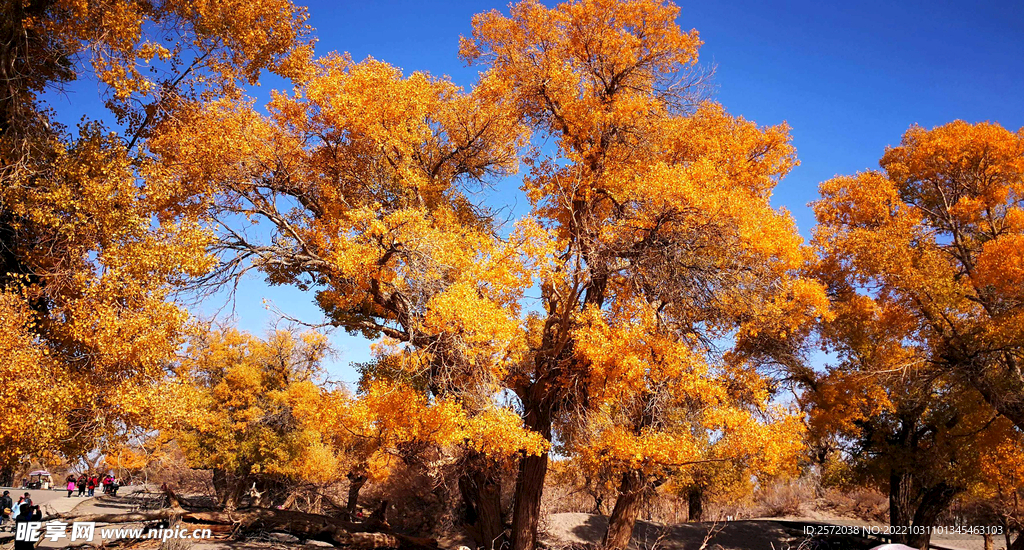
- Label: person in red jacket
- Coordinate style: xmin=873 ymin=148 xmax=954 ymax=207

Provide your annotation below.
xmin=87 ymin=476 xmax=97 ymax=497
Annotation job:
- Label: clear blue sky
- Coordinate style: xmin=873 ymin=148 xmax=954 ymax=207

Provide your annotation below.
xmin=46 ymin=1 xmax=1024 ymax=384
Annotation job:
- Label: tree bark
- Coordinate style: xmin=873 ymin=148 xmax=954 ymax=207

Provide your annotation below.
xmin=459 ymin=461 xmax=505 ymax=550
xmin=347 ymin=470 xmax=368 ymax=517
xmin=903 ymin=483 xmax=960 ymax=549
xmin=0 ymin=466 xmax=13 ymax=488
xmin=1008 ymin=532 xmax=1024 ymax=550
xmin=212 ymin=468 xmax=229 ymax=507
xmin=509 ymin=396 xmax=552 ymax=550
xmin=687 ymin=485 xmax=704 ymax=523
xmin=602 ymin=470 xmax=646 ymax=550
xmin=889 ymin=468 xmax=961 ymax=549
xmin=889 ymin=469 xmax=915 ymax=536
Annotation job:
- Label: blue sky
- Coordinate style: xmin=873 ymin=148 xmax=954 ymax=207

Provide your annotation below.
xmin=46 ymin=1 xmax=1024 ymax=384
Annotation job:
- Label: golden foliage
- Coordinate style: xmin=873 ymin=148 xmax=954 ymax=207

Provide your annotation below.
xmin=812 ymin=120 xmax=1024 ymax=428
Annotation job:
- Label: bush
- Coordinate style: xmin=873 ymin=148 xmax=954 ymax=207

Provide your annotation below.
xmin=819 ymin=487 xmax=888 ymax=522
xmin=755 ymin=479 xmax=814 ymax=518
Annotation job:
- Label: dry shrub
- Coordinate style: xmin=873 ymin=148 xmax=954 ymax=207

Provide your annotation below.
xmin=360 ymin=460 xmax=455 ymax=535
xmin=701 ymin=499 xmax=759 ymax=521
xmin=819 ymin=487 xmax=888 ymax=522
xmin=755 ymin=478 xmax=814 ymax=518
xmin=543 ymin=461 xmax=615 ymax=516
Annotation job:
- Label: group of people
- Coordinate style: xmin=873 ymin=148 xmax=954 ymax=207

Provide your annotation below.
xmin=0 ymin=490 xmax=41 ymax=530
xmin=0 ymin=491 xmax=43 ymax=548
xmin=65 ymin=473 xmax=119 ymax=497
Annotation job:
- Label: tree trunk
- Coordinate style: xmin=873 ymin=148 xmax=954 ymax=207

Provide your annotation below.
xmin=1009 ymin=531 xmax=1024 ymax=550
xmin=889 ymin=469 xmax=915 ymax=539
xmin=0 ymin=466 xmax=13 ymax=488
xmin=226 ymin=474 xmax=249 ymax=509
xmin=210 ymin=468 xmax=252 ymax=510
xmin=509 ymin=397 xmax=552 ymax=550
xmin=687 ymin=485 xmax=703 ymax=523
xmin=212 ymin=468 xmax=230 ymax=507
xmin=603 ymin=470 xmax=646 ymax=550
xmin=347 ymin=470 xmax=368 ymax=517
xmin=459 ymin=461 xmax=505 ymax=550
xmin=889 ymin=468 xmax=961 ymax=549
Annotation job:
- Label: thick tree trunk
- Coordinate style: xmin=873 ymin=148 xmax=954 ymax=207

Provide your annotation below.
xmin=459 ymin=462 xmax=505 ymax=550
xmin=1009 ymin=531 xmax=1024 ymax=550
xmin=686 ymin=485 xmax=703 ymax=523
xmin=211 ymin=468 xmax=252 ymax=509
xmin=889 ymin=468 xmax=960 ymax=549
xmin=603 ymin=471 xmax=646 ymax=550
xmin=889 ymin=469 xmax=915 ymax=537
xmin=509 ymin=397 xmax=552 ymax=550
xmin=904 ymin=483 xmax=960 ymax=549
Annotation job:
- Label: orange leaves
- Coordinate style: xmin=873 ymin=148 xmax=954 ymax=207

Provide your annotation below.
xmin=0 ymin=0 xmax=310 ymax=466
xmin=811 ymin=120 xmax=1024 ymax=434
xmin=26 ymin=0 xmax=311 ymax=106
xmin=815 ymin=172 xmax=904 ymax=230
xmin=881 ymin=122 xmax=1024 ymax=209
xmin=806 ymin=122 xmax=1024 ymax=508
xmin=805 ymin=370 xmax=894 ymax=438
xmin=0 ymin=292 xmax=68 ymax=464
xmin=461 ymin=0 xmax=701 ymax=150
xmin=976 ymin=232 xmax=1024 ymax=292
xmin=174 ymin=328 xmax=548 ymax=487
xmin=307 ymin=378 xmax=547 ymax=482
xmin=573 ymin=305 xmax=717 ymax=404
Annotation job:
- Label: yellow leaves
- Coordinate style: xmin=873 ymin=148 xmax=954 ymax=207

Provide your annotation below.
xmin=806 ymin=371 xmax=894 ymax=438
xmin=815 ymin=172 xmax=905 ymax=230
xmin=573 ymin=305 xmax=718 ymax=404
xmin=811 ymin=122 xmax=1024 ymax=477
xmin=174 ymin=328 xmax=547 ymax=487
xmin=464 ymin=408 xmax=549 ymax=459
xmin=462 ymin=0 xmax=701 ymax=157
xmin=975 ymin=232 xmax=1024 ymax=293
xmin=1 ymin=0 xmax=308 ymax=157
xmin=574 ymin=403 xmax=804 ymax=481
xmin=0 ymin=126 xmax=213 ymax=460
xmin=0 ymin=292 xmax=68 ymax=464
xmin=106 ymin=445 xmax=149 ymax=471
xmin=305 ymin=378 xmax=546 ymax=482
xmin=173 ymin=328 xmax=329 ymax=478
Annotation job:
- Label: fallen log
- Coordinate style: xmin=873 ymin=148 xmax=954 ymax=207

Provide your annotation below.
xmin=62 ymin=501 xmax=438 ymax=550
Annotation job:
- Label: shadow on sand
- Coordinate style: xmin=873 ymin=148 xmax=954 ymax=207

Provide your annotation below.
xmin=548 ymin=513 xmax=882 ymax=550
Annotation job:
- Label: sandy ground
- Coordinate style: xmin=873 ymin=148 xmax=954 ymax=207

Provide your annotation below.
xmin=0 ymin=495 xmax=1007 ymax=550
xmin=540 ymin=512 xmax=1005 ymax=550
